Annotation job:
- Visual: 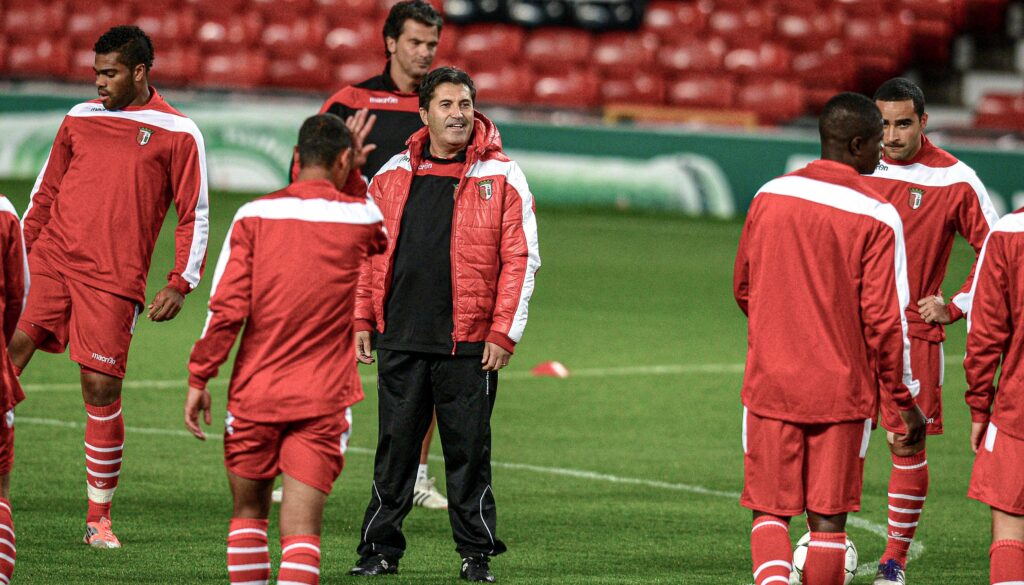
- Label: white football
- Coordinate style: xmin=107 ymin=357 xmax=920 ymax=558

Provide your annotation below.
xmin=789 ymin=531 xmax=858 ymax=585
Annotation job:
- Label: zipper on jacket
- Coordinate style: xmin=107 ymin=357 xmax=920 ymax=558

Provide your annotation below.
xmin=450 ymin=175 xmax=465 ymax=356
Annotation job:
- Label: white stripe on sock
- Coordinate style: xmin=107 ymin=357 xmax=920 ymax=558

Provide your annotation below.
xmin=280 ymin=561 xmax=320 ymax=575
xmin=84 ymin=442 xmax=124 ymax=453
xmin=893 ymin=460 xmax=928 ymax=470
xmin=888 ymin=505 xmax=922 ymax=514
xmin=281 ymin=542 xmax=320 ymax=556
xmin=85 ymin=454 xmax=123 ymax=465
xmin=227 ymin=562 xmax=271 ymax=572
xmin=888 ymin=520 xmax=919 ymax=528
xmin=887 ymin=492 xmax=926 ymax=501
xmin=761 ymin=576 xmax=790 ymax=585
xmin=228 ymin=528 xmax=267 ymax=538
xmin=809 ymin=541 xmax=847 ymax=550
xmin=86 ymin=409 xmax=122 ymax=422
xmin=754 ymin=560 xmax=792 ymax=579
xmin=227 ymin=546 xmax=268 ymax=554
xmin=751 ymin=520 xmax=788 ymax=533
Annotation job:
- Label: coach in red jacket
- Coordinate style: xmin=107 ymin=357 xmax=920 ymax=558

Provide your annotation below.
xmin=349 ymin=67 xmax=540 ymax=583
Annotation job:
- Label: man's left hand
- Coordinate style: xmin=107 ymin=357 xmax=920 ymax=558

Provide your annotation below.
xmin=346 ymin=108 xmax=378 ymax=170
xmin=149 ymin=286 xmax=185 ymax=321
xmin=918 ymin=295 xmax=952 ymax=325
xmin=482 ymin=342 xmax=511 ymax=372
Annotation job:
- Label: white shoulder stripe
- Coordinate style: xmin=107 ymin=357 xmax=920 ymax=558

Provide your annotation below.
xmin=967 ymin=213 xmax=1024 ymax=331
xmin=872 ymin=160 xmax=999 ymax=228
xmin=757 ymin=175 xmax=902 ymax=230
xmin=0 ymin=199 xmax=29 ymax=312
xmin=467 ymin=158 xmax=515 ymax=179
xmin=990 ymin=212 xmax=1024 ymax=234
xmin=504 ymin=161 xmax=541 ymax=343
xmin=234 ymin=197 xmax=384 ymax=225
xmin=67 ymin=102 xmax=203 ymax=137
xmin=756 ymin=174 xmax=919 ymax=398
xmin=372 ymin=153 xmax=412 ymax=181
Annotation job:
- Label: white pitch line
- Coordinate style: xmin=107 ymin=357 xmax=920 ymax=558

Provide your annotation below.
xmin=18 ymin=414 xmax=920 ymax=581
xmin=20 ymin=354 xmax=969 ymax=393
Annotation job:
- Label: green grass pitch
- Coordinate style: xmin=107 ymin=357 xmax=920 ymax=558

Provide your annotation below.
xmin=0 ymin=178 xmax=989 ymax=583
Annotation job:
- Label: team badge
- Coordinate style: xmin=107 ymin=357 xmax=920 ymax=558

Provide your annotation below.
xmin=136 ymin=127 xmax=154 ymax=146
xmin=909 ymin=187 xmax=925 ymax=210
xmin=478 ymin=179 xmax=494 ymax=200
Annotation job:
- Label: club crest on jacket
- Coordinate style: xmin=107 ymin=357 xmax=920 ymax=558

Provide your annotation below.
xmin=137 ymin=127 xmax=154 ymax=146
xmin=478 ymin=180 xmax=494 ymax=200
xmin=909 ymin=187 xmax=925 ymax=209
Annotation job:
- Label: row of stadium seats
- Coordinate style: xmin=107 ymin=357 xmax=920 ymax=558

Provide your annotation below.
xmin=0 ymin=0 xmax=1016 ymax=125
xmin=975 ymin=92 xmax=1024 ymax=131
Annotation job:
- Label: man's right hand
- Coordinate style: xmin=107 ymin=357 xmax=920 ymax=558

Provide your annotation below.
xmin=355 ymin=331 xmax=374 ymax=364
xmin=970 ymin=420 xmax=987 ymax=454
xmin=896 ymin=404 xmax=928 ymax=446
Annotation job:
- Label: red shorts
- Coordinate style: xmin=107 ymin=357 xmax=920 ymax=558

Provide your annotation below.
xmin=969 ymin=423 xmax=1024 ymax=515
xmin=880 ymin=337 xmax=943 ymax=435
xmin=742 ymin=408 xmax=872 ymax=517
xmin=223 ymin=409 xmax=352 ymax=495
xmin=0 ymin=410 xmax=13 ymax=476
xmin=18 ymin=257 xmax=140 ymax=379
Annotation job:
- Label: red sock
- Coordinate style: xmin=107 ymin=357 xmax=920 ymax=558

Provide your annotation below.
xmin=228 ymin=518 xmax=270 ymax=585
xmin=278 ymin=535 xmax=321 ymax=585
xmin=803 ymin=532 xmax=846 ymax=585
xmin=883 ymin=450 xmax=928 ymax=565
xmin=0 ymin=499 xmax=14 ymax=584
xmin=751 ymin=515 xmax=791 ymax=585
xmin=991 ymin=539 xmax=1024 ymax=584
xmin=84 ymin=399 xmax=124 ymax=523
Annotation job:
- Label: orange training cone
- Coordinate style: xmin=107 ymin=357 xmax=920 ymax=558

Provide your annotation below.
xmin=531 ymin=361 xmax=570 ymax=378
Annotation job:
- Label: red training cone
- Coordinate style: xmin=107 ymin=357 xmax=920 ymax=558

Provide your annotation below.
xmin=531 ymin=361 xmax=570 ymax=378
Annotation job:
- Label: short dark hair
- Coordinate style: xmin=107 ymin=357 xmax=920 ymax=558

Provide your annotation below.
xmin=418 ymin=67 xmax=476 ymax=110
xmin=383 ymin=0 xmax=443 ymax=59
xmin=94 ymin=25 xmax=154 ymax=71
xmin=874 ymin=77 xmax=926 ymax=118
xmin=297 ymin=114 xmax=353 ymax=168
xmin=819 ymin=92 xmax=882 ymax=145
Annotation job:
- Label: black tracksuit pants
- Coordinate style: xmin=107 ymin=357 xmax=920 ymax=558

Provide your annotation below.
xmin=356 ymin=349 xmax=508 ymax=560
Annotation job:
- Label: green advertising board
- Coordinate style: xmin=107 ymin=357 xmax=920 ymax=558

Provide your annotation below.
xmin=1 ymin=94 xmax=1021 ymax=217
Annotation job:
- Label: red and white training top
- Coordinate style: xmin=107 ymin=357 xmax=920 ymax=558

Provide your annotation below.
xmin=0 ymin=196 xmax=27 ymax=412
xmin=965 ymin=209 xmax=1024 ymax=439
xmin=734 ymin=160 xmax=919 ymax=423
xmin=22 ymin=88 xmax=209 ymax=303
xmin=187 ymin=179 xmax=388 ymax=423
xmin=862 ymin=136 xmax=998 ymax=342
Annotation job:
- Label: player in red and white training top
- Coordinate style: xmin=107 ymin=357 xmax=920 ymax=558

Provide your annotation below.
xmin=8 ymin=26 xmax=209 ymax=549
xmin=860 ymin=77 xmax=999 ymax=585
xmin=735 ymin=92 xmax=926 ymax=585
xmin=0 ymin=194 xmax=27 ymax=584
xmin=185 ymin=113 xmax=386 ymax=585
xmin=964 ymin=208 xmax=1024 ymax=585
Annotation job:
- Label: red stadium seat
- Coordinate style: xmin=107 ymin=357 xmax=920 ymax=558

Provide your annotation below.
xmin=5 ymin=36 xmax=71 ymax=78
xmin=657 ymin=36 xmax=726 ymax=74
xmin=261 ymin=15 xmax=328 ymax=58
xmin=844 ymin=14 xmax=911 ymax=62
xmin=67 ymin=46 xmax=97 ymax=83
xmin=3 ymin=1 xmax=68 ymax=38
xmin=472 ymin=64 xmax=534 ymax=106
xmin=834 ymin=0 xmax=884 ymax=16
xmin=267 ymin=52 xmax=333 ymax=91
xmin=791 ymin=42 xmax=857 ymax=88
xmin=198 ymin=51 xmax=268 ymax=89
xmin=133 ymin=7 xmax=198 ymax=46
xmin=332 ymin=59 xmax=380 ymax=87
xmin=187 ymin=0 xmax=248 ymax=17
xmin=0 ymin=36 xmax=7 ymax=73
xmin=532 ymin=70 xmax=600 ymax=108
xmin=854 ymin=54 xmax=901 ymax=93
xmin=251 ymin=0 xmax=316 ymax=19
xmin=736 ymin=78 xmax=806 ymax=123
xmin=592 ymin=31 xmax=659 ymax=71
xmin=708 ymin=7 xmax=774 ymax=48
xmin=66 ymin=3 xmax=132 ymax=48
xmin=195 ymin=12 xmax=263 ymax=52
xmin=909 ymin=18 xmax=954 ymax=65
xmin=642 ymin=1 xmax=709 ymax=41
xmin=457 ymin=24 xmax=524 ymax=67
xmin=600 ymin=72 xmax=666 ymax=105
xmin=523 ymin=28 xmax=592 ymax=73
xmin=319 ymin=0 xmax=380 ymax=20
xmin=805 ymin=86 xmax=842 ymax=112
xmin=324 ymin=19 xmax=377 ymax=54
xmin=901 ymin=0 xmax=964 ymax=27
xmin=776 ymin=11 xmax=843 ymax=51
xmin=667 ymin=75 xmax=736 ymax=109
xmin=974 ymin=92 xmax=1024 ymax=131
xmin=723 ymin=43 xmax=791 ymax=76
xmin=153 ymin=45 xmax=202 ymax=86
xmin=434 ymin=22 xmax=460 ymax=66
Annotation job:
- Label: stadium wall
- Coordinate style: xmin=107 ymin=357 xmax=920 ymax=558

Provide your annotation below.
xmin=1 ymin=96 xmax=1021 ymax=217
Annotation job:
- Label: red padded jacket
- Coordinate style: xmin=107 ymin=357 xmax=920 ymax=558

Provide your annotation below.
xmin=355 ymin=112 xmax=540 ymax=353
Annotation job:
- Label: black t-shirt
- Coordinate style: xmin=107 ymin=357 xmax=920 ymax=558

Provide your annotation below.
xmin=377 ymin=144 xmax=485 ymax=356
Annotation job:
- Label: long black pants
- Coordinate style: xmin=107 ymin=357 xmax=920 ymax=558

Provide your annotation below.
xmin=356 ymin=349 xmax=507 ymax=559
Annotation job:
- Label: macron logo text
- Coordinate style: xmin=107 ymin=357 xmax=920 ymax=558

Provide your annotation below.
xmin=369 ymin=96 xmax=399 ymax=104
xmin=91 ymin=353 xmax=116 ymax=366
